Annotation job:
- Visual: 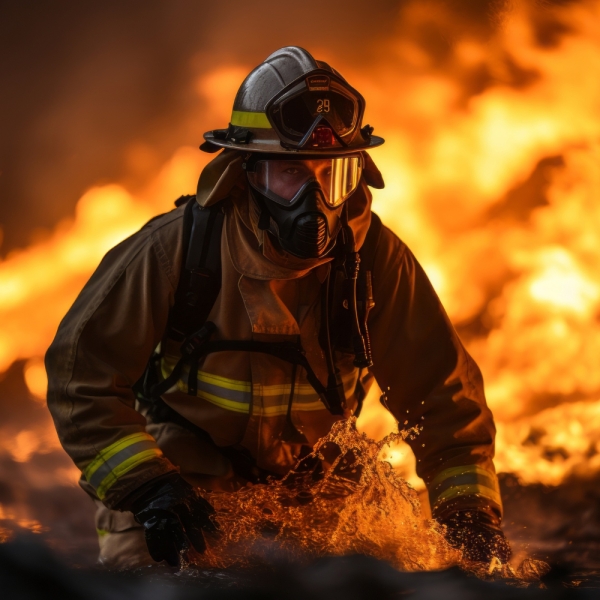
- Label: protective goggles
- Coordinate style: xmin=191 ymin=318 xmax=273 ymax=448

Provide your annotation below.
xmin=245 ymin=154 xmax=363 ymax=207
xmin=265 ymin=70 xmax=366 ymax=150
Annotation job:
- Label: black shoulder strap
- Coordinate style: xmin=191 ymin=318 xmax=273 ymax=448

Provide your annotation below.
xmin=167 ymin=199 xmax=224 ymax=342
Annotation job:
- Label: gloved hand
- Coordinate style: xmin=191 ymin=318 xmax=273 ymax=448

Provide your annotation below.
xmin=438 ymin=509 xmax=511 ymax=564
xmin=130 ymin=475 xmax=218 ymax=567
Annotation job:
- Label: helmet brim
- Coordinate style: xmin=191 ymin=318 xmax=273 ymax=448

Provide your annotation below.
xmin=202 ymin=130 xmax=385 ymax=155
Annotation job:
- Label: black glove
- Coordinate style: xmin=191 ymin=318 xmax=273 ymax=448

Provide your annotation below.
xmin=130 ymin=475 xmax=218 ymax=567
xmin=438 ymin=510 xmax=512 ymax=564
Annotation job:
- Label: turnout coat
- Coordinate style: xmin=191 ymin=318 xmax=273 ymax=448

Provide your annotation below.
xmin=45 ymin=151 xmax=502 ymax=528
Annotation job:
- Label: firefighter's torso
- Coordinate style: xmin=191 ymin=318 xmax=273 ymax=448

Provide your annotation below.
xmin=159 ymin=198 xmax=360 ymax=475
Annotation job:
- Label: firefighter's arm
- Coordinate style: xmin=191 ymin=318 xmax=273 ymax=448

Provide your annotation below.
xmin=45 ymin=210 xmax=184 ymax=510
xmin=368 ymin=225 xmax=509 ymax=562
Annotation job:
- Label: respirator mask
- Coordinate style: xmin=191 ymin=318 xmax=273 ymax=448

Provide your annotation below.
xmin=244 ymin=153 xmax=363 ymax=258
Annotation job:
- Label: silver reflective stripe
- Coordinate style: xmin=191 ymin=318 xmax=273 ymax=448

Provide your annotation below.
xmin=87 ymin=439 xmax=158 ymax=490
xmin=196 ymin=377 xmax=251 ymax=404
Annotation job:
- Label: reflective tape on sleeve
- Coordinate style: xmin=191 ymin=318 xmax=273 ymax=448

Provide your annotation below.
xmin=84 ymin=432 xmax=163 ymax=500
xmin=429 ymin=465 xmax=502 ymax=510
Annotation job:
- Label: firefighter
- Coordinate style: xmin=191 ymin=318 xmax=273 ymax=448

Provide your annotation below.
xmin=45 ymin=47 xmax=510 ymax=569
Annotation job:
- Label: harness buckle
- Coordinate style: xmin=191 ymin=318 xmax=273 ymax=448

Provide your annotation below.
xmin=181 ymin=322 xmax=217 ymax=357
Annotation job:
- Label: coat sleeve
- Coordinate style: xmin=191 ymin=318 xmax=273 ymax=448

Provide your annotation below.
xmin=368 ymin=224 xmax=502 ymax=520
xmin=45 ymin=208 xmax=186 ymax=509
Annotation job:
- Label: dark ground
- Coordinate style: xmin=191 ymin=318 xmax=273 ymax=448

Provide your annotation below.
xmin=1 ymin=536 xmax=599 ymax=600
xmin=0 ymin=538 xmax=598 ymax=600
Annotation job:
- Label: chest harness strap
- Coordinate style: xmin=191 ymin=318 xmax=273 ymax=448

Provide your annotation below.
xmin=142 ymin=196 xmax=381 ymax=418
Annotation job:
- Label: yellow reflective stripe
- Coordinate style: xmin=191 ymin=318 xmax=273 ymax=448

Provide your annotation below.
xmin=430 ymin=465 xmax=499 ymax=490
xmin=190 ymin=387 xmax=326 ymax=414
xmin=230 ymin=110 xmax=272 ymax=129
xmin=261 ymin=377 xmax=356 ymax=398
xmin=429 ymin=465 xmax=501 ymax=509
xmin=261 ymin=383 xmax=323 ymax=397
xmin=176 ymin=366 xmax=251 ymax=394
xmin=433 ymin=484 xmax=503 ymax=508
xmin=96 ymin=448 xmax=163 ymax=501
xmin=177 ymin=378 xmax=328 ymax=415
xmin=256 ymin=400 xmax=326 ymax=417
xmin=190 ymin=387 xmax=326 ymax=415
xmin=176 ymin=367 xmax=252 ymax=412
xmin=197 ymin=370 xmax=251 ymax=392
xmin=83 ymin=432 xmax=155 ymax=482
xmin=164 ymin=361 xmax=356 ymax=415
xmin=179 ymin=379 xmax=336 ymax=400
xmin=96 ymin=529 xmax=109 ymax=538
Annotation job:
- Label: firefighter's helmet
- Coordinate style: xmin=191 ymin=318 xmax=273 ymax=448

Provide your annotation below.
xmin=201 ymin=46 xmax=384 ymax=155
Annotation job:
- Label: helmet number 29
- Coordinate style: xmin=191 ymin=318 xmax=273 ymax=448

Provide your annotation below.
xmin=316 ymin=99 xmax=330 ymax=113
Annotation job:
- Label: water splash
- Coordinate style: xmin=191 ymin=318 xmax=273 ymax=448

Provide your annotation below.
xmin=195 ymin=419 xmax=459 ymax=571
